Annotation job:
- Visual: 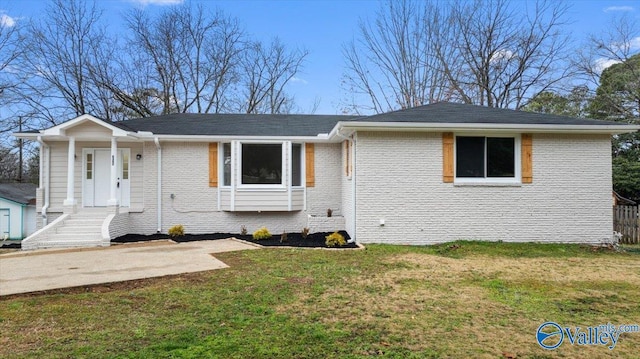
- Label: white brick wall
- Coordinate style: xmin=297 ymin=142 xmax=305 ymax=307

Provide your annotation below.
xmin=354 ymin=131 xmax=613 ymax=244
xmin=307 ymin=215 xmax=346 ymax=233
xmin=108 ymin=212 xmax=130 ymax=238
xmin=306 ymin=143 xmax=343 ymax=216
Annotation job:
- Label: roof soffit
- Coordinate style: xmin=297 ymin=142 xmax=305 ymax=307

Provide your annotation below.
xmin=42 ymin=114 xmax=129 ymax=137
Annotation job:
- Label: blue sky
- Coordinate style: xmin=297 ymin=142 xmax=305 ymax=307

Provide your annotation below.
xmin=2 ymin=0 xmax=640 ymax=114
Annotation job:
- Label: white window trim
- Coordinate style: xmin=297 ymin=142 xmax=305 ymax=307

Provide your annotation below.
xmin=235 ymin=141 xmax=287 ymax=189
xmin=454 ymin=133 xmax=521 ymax=186
xmin=220 ymin=140 xmax=306 ymax=189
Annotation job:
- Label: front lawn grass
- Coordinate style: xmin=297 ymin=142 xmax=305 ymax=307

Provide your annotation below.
xmin=1 ymin=241 xmax=639 ymax=358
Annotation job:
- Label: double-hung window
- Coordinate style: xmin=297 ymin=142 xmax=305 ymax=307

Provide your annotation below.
xmin=455 ymin=135 xmax=519 ymax=182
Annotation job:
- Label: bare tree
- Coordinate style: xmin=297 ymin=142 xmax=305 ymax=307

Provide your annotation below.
xmin=0 ymin=7 xmax=20 ymax=100
xmin=570 ymin=14 xmax=640 ymax=201
xmin=448 ymin=0 xmax=572 ymax=109
xmin=0 ymin=12 xmax=20 ymax=144
xmin=0 ymin=7 xmax=38 ymax=177
xmin=343 ymin=0 xmax=573 ymax=113
xmin=239 ymin=38 xmax=308 ymax=114
xmin=342 ymin=0 xmax=452 ymax=114
xmin=573 ymin=14 xmax=640 ymax=121
xmin=122 ymin=4 xmax=244 ymax=115
xmin=0 ymin=145 xmax=19 ymax=181
xmin=18 ymin=0 xmax=111 ymax=125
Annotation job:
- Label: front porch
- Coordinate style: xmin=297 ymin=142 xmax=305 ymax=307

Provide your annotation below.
xmin=19 ymin=115 xmax=145 ymax=250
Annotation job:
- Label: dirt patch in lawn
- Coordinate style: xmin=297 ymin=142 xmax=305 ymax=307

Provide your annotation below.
xmin=278 ymin=250 xmax=640 ymax=356
xmin=112 ymin=230 xmax=357 ymax=249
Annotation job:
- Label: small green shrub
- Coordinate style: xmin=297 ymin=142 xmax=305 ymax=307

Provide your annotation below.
xmin=325 ymin=232 xmax=346 ymax=247
xmin=280 ymin=232 xmax=288 ymax=243
xmin=301 ymin=227 xmax=310 ymax=239
xmin=168 ymin=224 xmax=185 ymax=238
xmin=253 ymin=227 xmax=272 ymax=240
xmin=240 ymin=225 xmax=248 ymax=236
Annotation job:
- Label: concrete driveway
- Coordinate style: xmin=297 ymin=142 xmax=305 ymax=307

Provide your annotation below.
xmin=0 ymin=239 xmax=259 ymax=296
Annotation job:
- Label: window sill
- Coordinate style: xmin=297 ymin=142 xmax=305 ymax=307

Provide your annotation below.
xmin=453 ymin=181 xmax=522 ymax=187
xmin=236 ymin=187 xmax=287 ymax=192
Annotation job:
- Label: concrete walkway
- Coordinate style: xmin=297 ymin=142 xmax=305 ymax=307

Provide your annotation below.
xmin=0 ymin=239 xmax=259 ymax=296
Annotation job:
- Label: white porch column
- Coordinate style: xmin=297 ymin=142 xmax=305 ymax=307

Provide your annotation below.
xmin=107 ymin=137 xmax=119 ymax=208
xmin=63 ymin=136 xmax=77 ymax=213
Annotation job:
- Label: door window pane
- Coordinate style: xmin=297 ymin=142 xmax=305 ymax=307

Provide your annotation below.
xmin=122 ymin=152 xmax=129 ymax=180
xmin=86 ymin=153 xmax=93 ymax=180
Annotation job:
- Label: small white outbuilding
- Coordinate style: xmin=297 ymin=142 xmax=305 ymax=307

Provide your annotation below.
xmin=0 ymin=183 xmax=37 ymax=240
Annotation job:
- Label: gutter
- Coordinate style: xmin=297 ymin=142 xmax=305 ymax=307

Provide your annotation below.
xmin=36 ymin=136 xmax=50 ymax=226
xmin=134 ymin=132 xmax=331 ymax=143
xmin=332 ymin=121 xmax=640 ymax=135
xmin=154 ymin=137 xmax=162 ymax=233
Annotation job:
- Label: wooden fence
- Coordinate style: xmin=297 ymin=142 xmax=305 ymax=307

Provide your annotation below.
xmin=613 ymin=205 xmax=640 ymax=244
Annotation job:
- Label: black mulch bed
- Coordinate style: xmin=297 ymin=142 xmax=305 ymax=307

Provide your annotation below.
xmin=1 ymin=242 xmax=21 ymax=249
xmin=112 ymin=230 xmax=358 ymax=249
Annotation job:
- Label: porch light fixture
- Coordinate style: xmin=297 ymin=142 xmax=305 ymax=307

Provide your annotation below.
xmin=136 ymin=154 xmax=142 ymax=160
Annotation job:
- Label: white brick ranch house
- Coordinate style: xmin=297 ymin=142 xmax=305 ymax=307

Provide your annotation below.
xmin=14 ymin=102 xmax=639 ymax=249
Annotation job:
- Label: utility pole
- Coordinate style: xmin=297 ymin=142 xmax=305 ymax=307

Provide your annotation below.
xmin=18 ymin=117 xmax=23 ymax=183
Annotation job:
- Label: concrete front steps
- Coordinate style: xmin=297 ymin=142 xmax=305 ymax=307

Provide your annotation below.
xmin=21 ymin=209 xmax=110 ymax=250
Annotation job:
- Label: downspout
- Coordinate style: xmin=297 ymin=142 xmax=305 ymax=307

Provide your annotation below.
xmin=37 ymin=136 xmax=50 ymax=226
xmin=154 ymin=137 xmax=162 ymax=233
xmin=351 ymin=133 xmax=357 ymax=243
xmin=336 ymin=129 xmax=357 ymax=243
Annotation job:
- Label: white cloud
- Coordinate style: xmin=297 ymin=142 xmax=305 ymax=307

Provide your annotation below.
xmin=490 ymin=49 xmax=514 ymax=63
xmin=290 ymin=76 xmax=308 ymax=85
xmin=0 ymin=13 xmax=16 ymax=28
xmin=594 ymin=58 xmax=621 ymax=72
xmin=127 ymin=0 xmax=184 ymax=6
xmin=629 ymin=36 xmax=640 ymax=50
xmin=609 ymin=36 xmax=640 ymax=53
xmin=604 ymin=6 xmax=634 ymax=12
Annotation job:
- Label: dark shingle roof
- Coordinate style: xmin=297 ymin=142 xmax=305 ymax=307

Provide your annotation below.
xmin=355 ymin=102 xmax=627 ymax=126
xmin=0 ymin=183 xmax=37 ymax=205
xmin=117 ymin=114 xmax=360 ymax=136
xmin=83 ymin=102 xmax=636 ymax=138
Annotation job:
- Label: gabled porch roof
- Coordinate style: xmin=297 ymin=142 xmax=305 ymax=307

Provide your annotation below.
xmin=16 ymin=114 xmax=137 ymax=141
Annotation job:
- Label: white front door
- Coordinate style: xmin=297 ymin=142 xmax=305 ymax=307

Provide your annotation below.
xmin=94 ymin=149 xmax=111 ymax=206
xmin=83 ymin=149 xmax=130 ymax=207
